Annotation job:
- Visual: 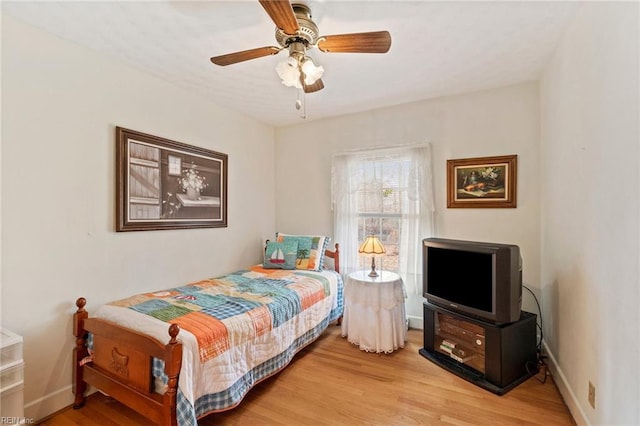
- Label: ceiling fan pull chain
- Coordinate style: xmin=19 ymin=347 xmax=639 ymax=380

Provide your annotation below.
xmin=295 ymin=89 xmax=302 ymax=111
xmin=295 ymin=88 xmax=307 ymax=119
xmin=302 ymin=89 xmax=307 ymax=119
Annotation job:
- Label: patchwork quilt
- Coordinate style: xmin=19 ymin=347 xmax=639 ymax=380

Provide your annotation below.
xmin=95 ymin=266 xmax=343 ymax=425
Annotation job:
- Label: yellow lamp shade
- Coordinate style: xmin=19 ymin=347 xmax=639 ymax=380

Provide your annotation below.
xmin=358 ymin=235 xmax=386 ymax=255
xmin=358 ymin=236 xmax=385 ymax=277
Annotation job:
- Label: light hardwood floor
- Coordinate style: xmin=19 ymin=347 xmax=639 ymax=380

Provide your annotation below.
xmin=41 ymin=327 xmax=574 ymax=425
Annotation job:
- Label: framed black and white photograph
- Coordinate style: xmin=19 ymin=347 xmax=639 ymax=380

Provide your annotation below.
xmin=116 ymin=127 xmax=228 ymax=231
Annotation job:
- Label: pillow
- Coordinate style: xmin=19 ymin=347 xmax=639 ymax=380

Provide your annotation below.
xmin=263 ymin=240 xmax=299 ymax=270
xmin=276 ymin=233 xmax=330 ymax=271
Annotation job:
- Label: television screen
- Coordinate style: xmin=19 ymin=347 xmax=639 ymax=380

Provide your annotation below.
xmin=423 ymin=238 xmax=522 ymax=324
xmin=426 ymin=247 xmax=493 ymax=313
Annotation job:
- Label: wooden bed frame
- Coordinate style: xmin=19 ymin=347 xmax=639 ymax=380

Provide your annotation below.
xmin=72 ymin=244 xmax=340 ymax=426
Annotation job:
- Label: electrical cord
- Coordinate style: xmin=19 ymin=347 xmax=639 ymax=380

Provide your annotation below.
xmin=522 ymin=285 xmax=543 ymax=350
xmin=523 ymin=284 xmax=548 ymax=384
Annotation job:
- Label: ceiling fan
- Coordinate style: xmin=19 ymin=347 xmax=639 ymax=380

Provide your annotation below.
xmin=210 ymin=0 xmax=392 ymax=94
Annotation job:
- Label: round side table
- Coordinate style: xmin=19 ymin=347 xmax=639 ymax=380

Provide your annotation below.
xmin=341 ymin=270 xmax=407 ymax=353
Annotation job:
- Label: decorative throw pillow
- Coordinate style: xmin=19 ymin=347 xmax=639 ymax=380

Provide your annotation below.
xmin=263 ymin=240 xmax=299 ymax=270
xmin=276 ymin=233 xmax=330 ymax=271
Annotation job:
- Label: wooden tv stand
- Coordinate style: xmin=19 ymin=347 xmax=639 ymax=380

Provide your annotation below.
xmin=419 ymin=303 xmax=538 ymax=395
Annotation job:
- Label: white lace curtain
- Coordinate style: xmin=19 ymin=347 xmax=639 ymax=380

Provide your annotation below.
xmin=331 ymin=144 xmax=435 ymax=294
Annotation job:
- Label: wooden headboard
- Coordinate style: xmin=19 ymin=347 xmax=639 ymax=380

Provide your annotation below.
xmin=324 ymin=243 xmax=340 ymax=273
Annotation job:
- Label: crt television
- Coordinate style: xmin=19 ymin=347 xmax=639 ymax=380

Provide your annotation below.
xmin=422 ymin=238 xmax=522 ymax=324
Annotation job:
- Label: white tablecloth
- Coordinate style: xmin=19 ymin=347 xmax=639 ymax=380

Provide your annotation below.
xmin=341 ymin=270 xmax=407 ymax=353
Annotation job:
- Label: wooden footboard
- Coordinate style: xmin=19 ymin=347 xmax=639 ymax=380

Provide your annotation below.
xmin=72 ymin=297 xmax=182 ymax=426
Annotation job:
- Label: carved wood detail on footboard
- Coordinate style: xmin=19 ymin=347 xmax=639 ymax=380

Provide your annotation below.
xmin=73 ymin=297 xmax=182 ymax=426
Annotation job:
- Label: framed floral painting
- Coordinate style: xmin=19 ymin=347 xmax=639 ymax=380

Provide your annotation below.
xmin=116 ymin=127 xmax=228 ymax=231
xmin=447 ymin=155 xmax=517 ymax=208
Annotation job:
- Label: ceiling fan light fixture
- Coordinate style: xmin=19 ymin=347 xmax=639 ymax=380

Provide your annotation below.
xmin=300 ymin=56 xmax=324 ymax=85
xmin=275 ymin=56 xmax=301 ymax=87
xmin=275 ymin=53 xmax=323 ymax=88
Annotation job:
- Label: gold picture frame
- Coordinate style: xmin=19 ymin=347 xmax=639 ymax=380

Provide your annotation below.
xmin=447 ymin=155 xmax=517 ymax=208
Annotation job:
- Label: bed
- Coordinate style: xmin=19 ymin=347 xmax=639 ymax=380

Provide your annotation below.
xmin=72 ymin=240 xmax=341 ymax=426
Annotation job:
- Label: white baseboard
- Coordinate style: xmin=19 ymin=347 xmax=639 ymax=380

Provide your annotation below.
xmin=408 ymin=315 xmax=423 ymax=330
xmin=543 ymin=341 xmax=589 ymax=426
xmin=24 ymin=385 xmax=74 ymax=422
xmin=25 ymin=385 xmax=99 ymax=422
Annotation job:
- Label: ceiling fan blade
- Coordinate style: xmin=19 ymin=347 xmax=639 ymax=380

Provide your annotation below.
xmin=210 ymin=46 xmax=280 ymax=66
xmin=303 ymin=78 xmax=324 ymax=94
xmin=317 ymin=31 xmax=392 ymax=53
xmin=258 ymin=0 xmax=299 ymax=35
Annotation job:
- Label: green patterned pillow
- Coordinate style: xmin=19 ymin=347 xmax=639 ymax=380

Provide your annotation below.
xmin=263 ymin=240 xmax=299 ymax=270
xmin=276 ymin=233 xmax=329 ymax=271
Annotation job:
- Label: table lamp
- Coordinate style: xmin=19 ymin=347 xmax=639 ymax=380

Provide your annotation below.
xmin=358 ymin=235 xmax=386 ymax=277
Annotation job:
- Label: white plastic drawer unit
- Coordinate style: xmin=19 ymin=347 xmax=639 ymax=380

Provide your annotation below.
xmin=1 ymin=361 xmax=24 ymax=393
xmin=0 ymin=376 xmax=24 ymax=419
xmin=1 ymin=329 xmax=23 ymax=367
xmin=0 ymin=329 xmax=25 ymax=419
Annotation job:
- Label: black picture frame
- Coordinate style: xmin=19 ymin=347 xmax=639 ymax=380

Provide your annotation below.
xmin=116 ymin=127 xmax=228 ymax=231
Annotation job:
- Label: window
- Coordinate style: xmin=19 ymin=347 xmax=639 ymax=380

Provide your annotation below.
xmin=356 ymin=159 xmax=405 ymax=272
xmin=331 ymin=144 xmax=434 ymax=294
xmin=167 ymin=155 xmax=182 ymax=176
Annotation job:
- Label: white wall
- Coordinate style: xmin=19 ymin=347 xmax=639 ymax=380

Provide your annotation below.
xmin=540 ymin=2 xmax=639 ymax=425
xmin=4 ymin=3 xmax=638 ymax=424
xmin=1 ymin=15 xmax=275 ymax=420
xmin=275 ymin=82 xmax=541 ymax=324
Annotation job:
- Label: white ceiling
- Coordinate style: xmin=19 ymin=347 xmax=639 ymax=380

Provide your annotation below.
xmin=2 ymin=1 xmax=580 ymax=127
